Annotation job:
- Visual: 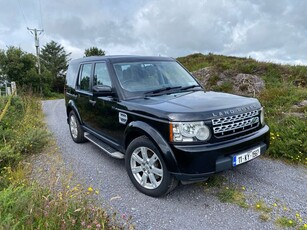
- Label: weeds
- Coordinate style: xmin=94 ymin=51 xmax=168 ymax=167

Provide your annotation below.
xmin=201 ymin=175 xmax=248 ymax=208
xmin=0 ymin=95 xmax=49 ymax=170
xmin=201 ymin=175 xmax=307 ymax=229
xmin=202 ymin=174 xmax=225 ymax=188
xmin=0 ymin=181 xmax=132 ymax=229
xmin=217 ymin=186 xmax=249 ymax=208
xmin=275 ymin=216 xmax=297 ymax=228
xmin=254 ymin=200 xmax=272 ymax=213
xmin=0 ymin=95 xmax=134 ymax=229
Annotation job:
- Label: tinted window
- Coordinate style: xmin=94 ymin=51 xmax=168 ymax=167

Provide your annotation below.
xmin=79 ymin=64 xmax=92 ymax=91
xmin=93 ymin=63 xmax=111 ymax=87
xmin=66 ymin=62 xmax=79 ymax=87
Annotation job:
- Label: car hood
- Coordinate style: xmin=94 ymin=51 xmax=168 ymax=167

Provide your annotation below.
xmin=121 ymin=91 xmax=261 ymax=121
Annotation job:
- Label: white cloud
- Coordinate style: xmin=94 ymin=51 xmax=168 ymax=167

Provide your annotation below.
xmin=0 ymin=0 xmax=307 ymax=64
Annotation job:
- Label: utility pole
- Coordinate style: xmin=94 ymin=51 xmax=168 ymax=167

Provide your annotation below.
xmin=28 ymin=27 xmax=43 ymax=94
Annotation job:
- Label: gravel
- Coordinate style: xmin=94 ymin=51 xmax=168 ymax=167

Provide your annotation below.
xmin=42 ymin=99 xmax=307 ymax=230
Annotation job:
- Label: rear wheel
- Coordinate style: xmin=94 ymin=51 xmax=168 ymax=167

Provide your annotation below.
xmin=125 ymin=136 xmax=178 ymax=197
xmin=68 ymin=111 xmax=86 ymax=143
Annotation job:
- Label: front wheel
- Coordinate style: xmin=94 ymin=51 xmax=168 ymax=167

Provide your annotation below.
xmin=125 ymin=136 xmax=178 ymax=197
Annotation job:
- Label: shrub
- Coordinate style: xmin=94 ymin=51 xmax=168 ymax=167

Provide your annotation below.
xmin=0 ymin=95 xmax=49 ymax=170
xmin=0 ymin=145 xmax=21 ymax=169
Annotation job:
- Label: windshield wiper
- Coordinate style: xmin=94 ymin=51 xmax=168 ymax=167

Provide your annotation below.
xmin=179 ymin=85 xmax=202 ymax=91
xmin=145 ymin=86 xmax=182 ymax=96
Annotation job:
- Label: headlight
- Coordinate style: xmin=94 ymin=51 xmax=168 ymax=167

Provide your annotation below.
xmin=260 ymin=107 xmax=265 ymax=125
xmin=170 ymin=121 xmax=211 ymax=142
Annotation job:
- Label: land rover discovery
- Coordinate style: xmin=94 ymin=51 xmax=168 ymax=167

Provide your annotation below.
xmin=65 ymin=55 xmax=270 ymax=197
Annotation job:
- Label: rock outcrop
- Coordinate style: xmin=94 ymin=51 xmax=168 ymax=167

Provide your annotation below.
xmin=192 ymin=67 xmax=265 ymax=96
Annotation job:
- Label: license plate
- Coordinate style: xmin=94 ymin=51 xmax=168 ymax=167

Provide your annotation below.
xmin=232 ymin=147 xmax=261 ymax=166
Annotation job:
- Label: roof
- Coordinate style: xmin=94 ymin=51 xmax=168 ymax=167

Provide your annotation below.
xmin=69 ymin=55 xmax=175 ymax=64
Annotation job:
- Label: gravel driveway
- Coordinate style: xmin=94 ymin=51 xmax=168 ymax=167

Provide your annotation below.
xmin=42 ymin=99 xmax=307 ymax=230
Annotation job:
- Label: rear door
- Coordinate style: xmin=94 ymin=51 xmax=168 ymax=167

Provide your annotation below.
xmin=75 ymin=63 xmax=93 ymax=126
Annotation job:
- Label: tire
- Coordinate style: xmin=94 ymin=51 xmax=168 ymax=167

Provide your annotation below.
xmin=68 ymin=111 xmax=86 ymax=143
xmin=125 ymin=136 xmax=178 ymax=197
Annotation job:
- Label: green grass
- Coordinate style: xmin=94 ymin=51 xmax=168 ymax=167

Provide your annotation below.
xmin=217 ymin=187 xmax=249 ymax=208
xmin=42 ymin=92 xmax=64 ymax=100
xmin=0 ymin=95 xmax=133 ymax=229
xmin=275 ymin=216 xmax=297 ymax=228
xmin=202 ymin=174 xmax=226 ymax=188
xmin=0 ymin=182 xmax=131 ymax=229
xmin=177 ymin=53 xmax=307 ymax=165
xmin=0 ymin=95 xmax=49 ymax=171
xmin=254 ymin=200 xmax=272 ymax=213
xmin=201 ymin=175 xmax=248 ymax=208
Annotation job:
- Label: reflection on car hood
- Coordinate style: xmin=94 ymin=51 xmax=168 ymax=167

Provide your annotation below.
xmin=122 ymin=91 xmax=261 ymax=121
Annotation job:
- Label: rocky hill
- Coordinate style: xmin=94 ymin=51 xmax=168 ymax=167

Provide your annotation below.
xmin=177 ymin=53 xmax=307 ymax=164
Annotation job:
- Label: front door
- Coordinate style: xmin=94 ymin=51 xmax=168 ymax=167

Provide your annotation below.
xmin=87 ymin=62 xmax=124 ymax=145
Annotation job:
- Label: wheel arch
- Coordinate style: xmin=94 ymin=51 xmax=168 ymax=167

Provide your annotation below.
xmin=67 ymin=100 xmax=82 ymax=125
xmin=124 ymin=121 xmax=179 ymax=173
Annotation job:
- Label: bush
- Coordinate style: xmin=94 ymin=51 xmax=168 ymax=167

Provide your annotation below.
xmin=0 ymin=145 xmax=21 ymax=169
xmin=0 ymin=95 xmax=49 ymax=170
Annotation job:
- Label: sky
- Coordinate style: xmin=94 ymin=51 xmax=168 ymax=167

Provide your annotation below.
xmin=0 ymin=0 xmax=307 ymax=65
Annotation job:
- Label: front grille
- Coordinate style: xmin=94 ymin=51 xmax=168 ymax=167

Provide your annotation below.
xmin=212 ymin=110 xmax=260 ymax=137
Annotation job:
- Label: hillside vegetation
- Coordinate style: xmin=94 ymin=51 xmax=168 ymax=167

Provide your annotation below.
xmin=177 ymin=53 xmax=307 ymax=164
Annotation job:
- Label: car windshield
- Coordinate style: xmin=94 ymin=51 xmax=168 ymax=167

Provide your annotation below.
xmin=113 ymin=61 xmax=200 ymax=98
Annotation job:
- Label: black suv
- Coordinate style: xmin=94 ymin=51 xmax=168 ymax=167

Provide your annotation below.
xmin=65 ymin=55 xmax=270 ymax=197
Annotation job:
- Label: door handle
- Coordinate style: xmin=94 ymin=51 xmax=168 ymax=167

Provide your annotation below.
xmin=66 ymin=92 xmax=78 ymax=99
xmin=89 ymin=99 xmax=96 ymax=106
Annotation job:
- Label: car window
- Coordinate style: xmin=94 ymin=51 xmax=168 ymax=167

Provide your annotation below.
xmin=66 ymin=62 xmax=79 ymax=87
xmin=79 ymin=64 xmax=92 ymax=91
xmin=93 ymin=63 xmax=111 ymax=87
xmin=113 ymin=61 xmax=198 ymax=95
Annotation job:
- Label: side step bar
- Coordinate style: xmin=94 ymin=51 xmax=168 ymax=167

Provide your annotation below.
xmin=84 ymin=132 xmax=124 ymax=159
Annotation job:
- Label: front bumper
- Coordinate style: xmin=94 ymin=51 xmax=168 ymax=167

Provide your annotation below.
xmin=169 ymin=125 xmax=270 ymax=181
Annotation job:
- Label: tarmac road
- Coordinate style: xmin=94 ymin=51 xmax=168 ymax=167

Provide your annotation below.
xmin=42 ymin=99 xmax=307 ymax=230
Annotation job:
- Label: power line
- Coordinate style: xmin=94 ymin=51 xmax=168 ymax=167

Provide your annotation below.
xmin=17 ymin=0 xmax=28 ymax=27
xmin=38 ymin=0 xmax=44 ymax=30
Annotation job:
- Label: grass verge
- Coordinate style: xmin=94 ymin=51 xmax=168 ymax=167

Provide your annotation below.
xmin=0 ymin=95 xmax=134 ymax=229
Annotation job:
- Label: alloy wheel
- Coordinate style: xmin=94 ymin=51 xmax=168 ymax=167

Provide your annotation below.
xmin=70 ymin=115 xmax=78 ymax=139
xmin=130 ymin=146 xmax=163 ymax=189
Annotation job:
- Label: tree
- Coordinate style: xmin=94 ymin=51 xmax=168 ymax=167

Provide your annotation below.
xmin=40 ymin=41 xmax=71 ymax=92
xmin=0 ymin=46 xmax=52 ymax=94
xmin=84 ymin=47 xmax=105 ymax=57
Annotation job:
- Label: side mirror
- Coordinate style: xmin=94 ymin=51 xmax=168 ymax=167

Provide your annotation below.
xmin=92 ymin=85 xmax=113 ymax=96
